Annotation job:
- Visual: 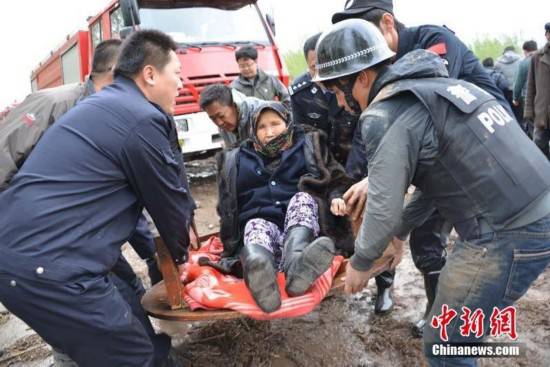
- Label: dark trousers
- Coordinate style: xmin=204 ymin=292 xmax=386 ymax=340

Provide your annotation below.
xmin=110 ymin=270 xmax=171 ymax=366
xmin=533 ymin=126 xmax=550 ymax=159
xmin=129 ymin=213 xmax=156 ymax=259
xmin=376 ymin=210 xmax=448 ymax=289
xmin=409 ymin=210 xmax=448 ymax=274
xmin=0 ymin=269 xmax=169 ymax=367
xmin=128 ymin=213 xmax=163 ymax=285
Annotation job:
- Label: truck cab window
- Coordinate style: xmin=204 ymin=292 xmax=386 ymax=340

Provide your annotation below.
xmin=91 ymin=20 xmax=103 ymax=49
xmin=110 ymin=8 xmax=124 ymax=38
xmin=138 ymin=6 xmax=269 ymax=45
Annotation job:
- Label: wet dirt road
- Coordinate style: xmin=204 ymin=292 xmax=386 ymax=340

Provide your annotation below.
xmin=1 ymin=158 xmax=549 ymax=366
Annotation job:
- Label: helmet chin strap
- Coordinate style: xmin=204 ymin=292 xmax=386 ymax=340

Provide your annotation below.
xmin=335 ymin=74 xmax=362 ymax=116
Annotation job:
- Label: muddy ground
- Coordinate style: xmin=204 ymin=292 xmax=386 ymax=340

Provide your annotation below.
xmin=1 ymin=157 xmax=550 ymax=366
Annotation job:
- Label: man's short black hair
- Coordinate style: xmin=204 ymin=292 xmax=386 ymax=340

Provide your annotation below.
xmin=235 ymin=46 xmax=258 ymax=62
xmin=482 ymin=57 xmax=494 ymax=67
xmin=92 ymin=39 xmax=122 ymax=74
xmin=200 ymin=84 xmax=233 ymax=110
xmin=523 ymin=40 xmax=538 ymax=52
xmin=303 ymin=33 xmax=322 ymax=58
xmin=114 ymin=30 xmax=178 ymax=79
xmin=545 ymin=22 xmax=550 ymax=32
xmin=359 ymin=8 xmax=405 ymax=33
xmin=504 ymin=45 xmax=516 ymax=53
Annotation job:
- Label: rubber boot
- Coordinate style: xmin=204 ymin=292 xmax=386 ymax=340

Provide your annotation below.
xmin=374 ymin=271 xmax=394 ymax=315
xmin=412 ymin=272 xmax=439 ymax=338
xmin=283 ymin=225 xmax=335 ymax=297
xmin=240 ymin=244 xmax=281 ymax=313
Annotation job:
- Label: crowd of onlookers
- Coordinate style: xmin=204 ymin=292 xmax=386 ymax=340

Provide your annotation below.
xmin=482 ymin=22 xmax=550 ymax=157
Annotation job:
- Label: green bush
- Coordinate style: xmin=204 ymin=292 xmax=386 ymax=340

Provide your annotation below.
xmin=469 ymin=34 xmax=523 ymax=61
xmin=284 ymin=49 xmax=307 ymax=83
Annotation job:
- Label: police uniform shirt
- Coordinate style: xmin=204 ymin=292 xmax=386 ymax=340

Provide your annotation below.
xmin=289 ymin=72 xmax=332 ymax=135
xmin=0 ymin=76 xmax=195 ymax=281
xmin=396 ymin=24 xmax=510 ymax=111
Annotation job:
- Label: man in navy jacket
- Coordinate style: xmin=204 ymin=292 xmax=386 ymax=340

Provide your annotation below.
xmin=0 ymin=30 xmax=193 ymax=366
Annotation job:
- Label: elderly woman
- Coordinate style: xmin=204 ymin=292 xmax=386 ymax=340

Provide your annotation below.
xmin=215 ymin=101 xmax=354 ymax=313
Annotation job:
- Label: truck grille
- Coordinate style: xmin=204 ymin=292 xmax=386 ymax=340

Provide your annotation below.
xmin=175 ymin=73 xmax=240 ymax=115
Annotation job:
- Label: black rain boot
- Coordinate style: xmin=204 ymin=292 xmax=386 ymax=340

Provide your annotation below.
xmin=412 ymin=272 xmax=440 ymax=338
xmin=283 ymin=225 xmax=335 ymax=297
xmin=240 ymin=244 xmax=281 ymax=313
xmin=374 ymin=271 xmax=394 ymax=315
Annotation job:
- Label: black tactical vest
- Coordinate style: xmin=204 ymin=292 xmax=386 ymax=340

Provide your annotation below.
xmin=373 ymin=77 xmax=550 ymax=230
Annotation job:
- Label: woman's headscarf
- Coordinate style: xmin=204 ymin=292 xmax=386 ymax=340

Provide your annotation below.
xmin=250 ymin=101 xmax=294 ymax=158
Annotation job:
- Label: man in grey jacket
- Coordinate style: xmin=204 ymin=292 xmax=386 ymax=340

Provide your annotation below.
xmin=0 ymin=40 xmax=120 ymax=189
xmin=525 ymin=23 xmax=550 ymax=158
xmin=495 ymin=45 xmax=522 ymax=110
xmin=316 ymin=19 xmax=550 ymax=366
xmin=495 ymin=46 xmax=522 ymax=87
xmin=231 ymin=46 xmax=290 ymax=108
xmin=513 ymin=40 xmax=538 ymax=137
xmin=200 ymin=84 xmax=264 ymax=148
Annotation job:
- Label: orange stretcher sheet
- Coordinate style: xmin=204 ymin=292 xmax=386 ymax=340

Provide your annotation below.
xmin=181 ymin=236 xmax=344 ymax=320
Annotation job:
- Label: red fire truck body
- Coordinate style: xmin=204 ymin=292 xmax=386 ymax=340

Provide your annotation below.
xmin=30 ymin=0 xmax=288 ymax=154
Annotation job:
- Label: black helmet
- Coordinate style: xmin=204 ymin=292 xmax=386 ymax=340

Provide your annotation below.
xmin=332 ymin=0 xmax=394 ymax=24
xmin=313 ymin=19 xmax=394 ymax=82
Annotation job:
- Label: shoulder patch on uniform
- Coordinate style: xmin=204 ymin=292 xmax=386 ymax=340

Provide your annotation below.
xmin=434 ymin=83 xmax=491 ymax=114
xmin=446 ymin=84 xmax=477 ymax=105
xmin=288 ymin=85 xmax=295 ymax=96
xmin=427 ymin=42 xmax=447 ymax=56
xmin=22 ymin=113 xmax=36 ymax=126
xmin=290 ymin=78 xmax=310 ymax=96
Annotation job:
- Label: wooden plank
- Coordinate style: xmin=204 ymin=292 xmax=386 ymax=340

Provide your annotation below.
xmin=153 ymin=236 xmax=184 ymax=310
xmin=151 ymin=231 xmax=218 ymax=310
xmin=141 ymin=279 xmax=244 ymax=321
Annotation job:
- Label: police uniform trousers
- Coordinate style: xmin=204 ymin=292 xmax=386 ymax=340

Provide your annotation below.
xmin=0 ymin=263 xmax=170 ymax=367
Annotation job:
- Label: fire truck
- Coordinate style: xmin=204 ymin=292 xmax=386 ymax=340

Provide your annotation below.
xmin=30 ymin=0 xmax=288 ymax=154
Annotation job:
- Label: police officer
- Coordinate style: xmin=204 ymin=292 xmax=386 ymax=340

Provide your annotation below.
xmin=290 ymin=33 xmax=358 ymax=165
xmin=332 ymin=0 xmax=511 ymax=335
xmin=316 ymin=19 xmax=550 ymax=366
xmin=0 ymin=30 xmax=194 ymax=367
xmin=0 ymin=38 xmax=171 ymax=365
xmin=291 ymin=32 xmax=393 ymax=314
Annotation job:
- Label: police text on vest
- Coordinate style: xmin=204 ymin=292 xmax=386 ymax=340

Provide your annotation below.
xmin=477 ymin=105 xmax=513 ymax=134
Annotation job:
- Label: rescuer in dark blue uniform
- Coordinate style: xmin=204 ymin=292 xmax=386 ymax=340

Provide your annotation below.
xmin=332 ymin=0 xmax=511 ymax=336
xmin=1 ymin=38 xmax=171 ymax=365
xmin=0 ymin=30 xmax=194 ymax=367
xmin=290 ymin=33 xmax=358 ymax=165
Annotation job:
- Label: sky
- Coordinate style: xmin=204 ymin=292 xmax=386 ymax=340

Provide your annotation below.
xmin=0 ymin=0 xmax=548 ymax=108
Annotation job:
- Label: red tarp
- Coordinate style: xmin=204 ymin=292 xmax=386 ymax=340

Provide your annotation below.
xmin=181 ymin=237 xmax=343 ymax=320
